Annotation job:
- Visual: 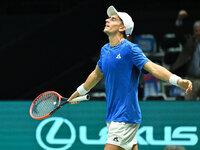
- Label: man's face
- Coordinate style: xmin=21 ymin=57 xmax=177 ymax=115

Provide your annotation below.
xmin=194 ymin=26 xmax=200 ymax=42
xmin=103 ymin=14 xmax=124 ymax=36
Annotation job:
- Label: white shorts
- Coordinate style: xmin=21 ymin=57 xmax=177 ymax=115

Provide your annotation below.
xmin=106 ymin=121 xmax=140 ymax=150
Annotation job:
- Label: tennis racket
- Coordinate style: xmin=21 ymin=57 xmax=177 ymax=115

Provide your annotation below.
xmin=30 ymin=91 xmax=90 ymax=120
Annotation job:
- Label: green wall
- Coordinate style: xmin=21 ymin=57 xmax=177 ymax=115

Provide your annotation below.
xmin=0 ymin=101 xmax=199 ymax=150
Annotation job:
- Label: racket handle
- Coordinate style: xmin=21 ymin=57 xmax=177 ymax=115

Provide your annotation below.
xmin=70 ymin=94 xmax=90 ymax=102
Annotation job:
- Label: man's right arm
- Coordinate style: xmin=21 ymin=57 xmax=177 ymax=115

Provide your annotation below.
xmin=82 ymin=65 xmax=104 ymax=91
xmin=68 ymin=65 xmax=104 ymax=103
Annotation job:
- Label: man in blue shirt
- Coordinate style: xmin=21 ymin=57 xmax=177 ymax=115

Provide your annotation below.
xmin=97 ymin=37 xmax=149 ymax=124
xmin=68 ymin=6 xmax=192 ymax=150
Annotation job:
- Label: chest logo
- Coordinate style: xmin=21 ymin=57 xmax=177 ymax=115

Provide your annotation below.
xmin=116 ymin=54 xmax=121 ymax=59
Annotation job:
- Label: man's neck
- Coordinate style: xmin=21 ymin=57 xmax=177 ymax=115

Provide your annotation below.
xmin=108 ymin=34 xmax=125 ymax=47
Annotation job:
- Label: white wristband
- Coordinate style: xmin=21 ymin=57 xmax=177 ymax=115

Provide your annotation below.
xmin=169 ymin=74 xmax=181 ymax=86
xmin=77 ymin=84 xmax=89 ymax=95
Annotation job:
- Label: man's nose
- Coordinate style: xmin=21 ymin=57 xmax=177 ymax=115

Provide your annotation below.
xmin=106 ymin=18 xmax=110 ymax=23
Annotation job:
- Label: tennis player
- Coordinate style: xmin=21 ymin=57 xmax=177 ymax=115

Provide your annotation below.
xmin=68 ymin=6 xmax=192 ymax=150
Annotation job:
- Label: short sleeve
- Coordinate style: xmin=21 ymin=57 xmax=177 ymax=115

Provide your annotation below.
xmin=130 ymin=45 xmax=150 ymax=71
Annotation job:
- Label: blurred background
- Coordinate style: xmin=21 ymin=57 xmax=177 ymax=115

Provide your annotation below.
xmin=0 ymin=0 xmax=199 ymax=100
xmin=0 ymin=0 xmax=200 ymax=150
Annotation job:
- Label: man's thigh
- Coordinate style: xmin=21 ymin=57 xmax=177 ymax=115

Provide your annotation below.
xmin=104 ymin=143 xmax=124 ymax=150
xmin=104 ymin=143 xmax=138 ymax=150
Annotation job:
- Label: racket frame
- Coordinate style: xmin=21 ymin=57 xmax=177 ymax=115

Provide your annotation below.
xmin=29 ymin=91 xmax=89 ymax=120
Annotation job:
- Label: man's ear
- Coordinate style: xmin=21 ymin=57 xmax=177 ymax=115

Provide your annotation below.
xmin=119 ymin=25 xmax=126 ymax=32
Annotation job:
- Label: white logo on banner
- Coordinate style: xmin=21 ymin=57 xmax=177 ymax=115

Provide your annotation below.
xmin=137 ymin=126 xmax=198 ymax=146
xmin=36 ymin=117 xmax=76 ymax=150
xmin=36 ymin=117 xmax=198 ymax=149
xmin=36 ymin=117 xmax=107 ymax=150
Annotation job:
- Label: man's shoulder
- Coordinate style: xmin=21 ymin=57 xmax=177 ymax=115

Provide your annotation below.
xmin=124 ymin=40 xmax=138 ymax=49
xmin=101 ymin=43 xmax=110 ymax=52
xmin=102 ymin=43 xmax=109 ymax=48
xmin=123 ymin=40 xmax=141 ymax=53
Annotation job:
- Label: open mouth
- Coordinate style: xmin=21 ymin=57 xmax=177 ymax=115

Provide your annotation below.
xmin=105 ymin=24 xmax=110 ymax=28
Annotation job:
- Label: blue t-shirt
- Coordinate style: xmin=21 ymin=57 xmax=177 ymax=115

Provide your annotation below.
xmin=97 ymin=39 xmax=150 ymax=124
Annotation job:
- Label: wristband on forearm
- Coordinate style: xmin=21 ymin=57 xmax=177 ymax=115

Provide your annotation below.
xmin=77 ymin=84 xmax=90 ymax=95
xmin=169 ymin=74 xmax=181 ymax=86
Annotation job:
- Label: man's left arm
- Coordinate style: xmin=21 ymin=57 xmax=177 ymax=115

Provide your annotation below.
xmin=143 ymin=61 xmax=192 ymax=94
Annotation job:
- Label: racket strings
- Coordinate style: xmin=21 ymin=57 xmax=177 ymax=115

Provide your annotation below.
xmin=32 ymin=93 xmax=59 ymax=118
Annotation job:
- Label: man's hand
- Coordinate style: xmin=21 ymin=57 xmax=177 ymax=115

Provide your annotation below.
xmin=67 ymin=91 xmax=81 ymax=104
xmin=177 ymin=79 xmax=192 ymax=94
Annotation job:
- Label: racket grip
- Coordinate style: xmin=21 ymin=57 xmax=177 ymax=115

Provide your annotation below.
xmin=70 ymin=94 xmax=90 ymax=102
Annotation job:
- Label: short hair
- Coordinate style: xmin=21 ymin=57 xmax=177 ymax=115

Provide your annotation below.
xmin=193 ymin=20 xmax=200 ymax=29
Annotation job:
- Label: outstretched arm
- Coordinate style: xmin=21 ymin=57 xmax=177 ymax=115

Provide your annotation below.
xmin=143 ymin=61 xmax=192 ymax=94
xmin=68 ymin=65 xmax=104 ymax=103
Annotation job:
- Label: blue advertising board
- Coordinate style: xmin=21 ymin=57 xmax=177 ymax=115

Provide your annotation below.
xmin=0 ymin=101 xmax=199 ymax=150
